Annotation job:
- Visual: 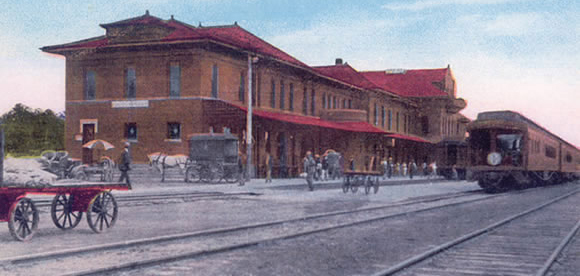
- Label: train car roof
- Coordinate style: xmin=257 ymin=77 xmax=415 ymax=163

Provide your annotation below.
xmin=476 ymin=110 xmax=579 ymax=151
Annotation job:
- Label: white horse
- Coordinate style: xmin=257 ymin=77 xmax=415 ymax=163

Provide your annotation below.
xmin=147 ymin=152 xmax=189 ymax=182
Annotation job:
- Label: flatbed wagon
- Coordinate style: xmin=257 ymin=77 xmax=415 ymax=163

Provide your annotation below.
xmin=0 ymin=182 xmax=131 ymax=241
xmin=342 ymin=170 xmax=381 ymax=194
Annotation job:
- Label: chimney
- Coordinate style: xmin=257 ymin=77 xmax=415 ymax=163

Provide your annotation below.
xmin=335 ymin=58 xmax=343 ymax=65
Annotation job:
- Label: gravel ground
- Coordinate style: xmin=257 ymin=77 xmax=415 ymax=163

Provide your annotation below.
xmin=112 ymin=182 xmax=579 ymax=276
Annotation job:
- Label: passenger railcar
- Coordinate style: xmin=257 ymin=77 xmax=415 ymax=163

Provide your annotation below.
xmin=467 ymin=111 xmax=580 ymax=193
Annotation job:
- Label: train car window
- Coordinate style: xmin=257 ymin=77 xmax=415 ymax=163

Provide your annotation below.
xmin=497 ymin=134 xmax=522 ymax=151
xmin=565 ymin=153 xmax=572 ymax=163
xmin=545 ymin=145 xmax=557 ymax=159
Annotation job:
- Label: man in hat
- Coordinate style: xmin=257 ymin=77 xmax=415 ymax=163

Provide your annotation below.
xmin=118 ymin=142 xmax=131 ymax=185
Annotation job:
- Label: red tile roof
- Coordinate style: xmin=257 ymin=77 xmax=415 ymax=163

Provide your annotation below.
xmin=42 ymin=13 xmax=309 ymax=69
xmin=361 ymin=68 xmax=449 ymax=97
xmin=313 ymin=64 xmax=380 ymax=91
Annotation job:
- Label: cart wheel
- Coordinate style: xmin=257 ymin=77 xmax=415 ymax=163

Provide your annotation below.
xmin=350 ymin=176 xmax=359 ymax=193
xmin=342 ymin=177 xmax=349 ymax=193
xmin=208 ymin=163 xmax=224 ymax=184
xmin=86 ymin=192 xmax=118 ymax=233
xmin=8 ymin=198 xmax=39 ymax=241
xmin=364 ymin=177 xmax=372 ymax=195
xmin=185 ymin=166 xmax=201 ymax=183
xmin=75 ymin=171 xmax=87 ymax=181
xmin=224 ymin=167 xmax=238 ymax=183
xmin=373 ymin=177 xmax=380 ymax=194
xmin=51 ymin=194 xmax=83 ymax=230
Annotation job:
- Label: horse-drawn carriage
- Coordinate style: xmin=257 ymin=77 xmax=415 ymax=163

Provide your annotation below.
xmin=40 ymin=139 xmax=117 ymax=182
xmin=185 ymin=131 xmax=240 ymax=183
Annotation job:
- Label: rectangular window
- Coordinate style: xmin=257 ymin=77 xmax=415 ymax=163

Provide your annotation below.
xmin=280 ymin=80 xmax=285 ymax=109
xmin=381 ymin=106 xmax=385 ymax=128
xmin=310 ymin=88 xmax=316 ymax=115
xmin=289 ymin=83 xmax=294 ymax=111
xmin=126 ymin=67 xmax=136 ymax=99
xmin=167 ymin=122 xmax=181 ymax=140
xmin=374 ymin=103 xmax=378 ymax=125
xmin=170 ymin=63 xmax=181 ymax=97
xmin=403 ymin=114 xmax=407 ymax=133
xmin=545 ymin=145 xmax=556 ymax=159
xmin=342 ymin=99 xmax=346 ymax=108
xmin=271 ymin=79 xmax=276 ymax=108
xmin=302 ymin=86 xmax=308 ymax=114
xmin=328 ymin=95 xmax=332 ymax=109
xmin=124 ymin=123 xmax=137 ymax=141
xmin=348 ymin=99 xmax=352 ymax=109
xmin=211 ymin=64 xmax=219 ymax=98
xmin=239 ymin=71 xmax=245 ymax=103
xmin=396 ymin=112 xmax=400 ymax=132
xmin=388 ymin=110 xmax=393 ymax=130
xmin=333 ymin=96 xmax=337 ymax=109
xmin=84 ymin=70 xmax=96 ymax=100
xmin=322 ymin=93 xmax=327 ymax=109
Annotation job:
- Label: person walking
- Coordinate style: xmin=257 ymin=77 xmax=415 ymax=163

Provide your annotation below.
xmin=409 ymin=160 xmax=417 ymax=179
xmin=238 ymin=152 xmax=245 ymax=186
xmin=118 ymin=142 xmax=131 ymax=186
xmin=265 ymin=152 xmax=273 ymax=183
xmin=304 ymin=151 xmax=316 ymax=191
xmin=387 ymin=157 xmax=393 ymax=179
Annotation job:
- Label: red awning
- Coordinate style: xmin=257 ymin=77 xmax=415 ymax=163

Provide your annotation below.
xmin=228 ymin=102 xmax=386 ymax=134
xmin=386 ymin=133 xmax=432 ymax=143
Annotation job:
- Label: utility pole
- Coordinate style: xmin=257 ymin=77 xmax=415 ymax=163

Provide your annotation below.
xmin=246 ymin=54 xmax=253 ymax=179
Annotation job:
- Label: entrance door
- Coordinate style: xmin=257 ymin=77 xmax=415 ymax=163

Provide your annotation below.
xmin=82 ymin=124 xmax=95 ymax=164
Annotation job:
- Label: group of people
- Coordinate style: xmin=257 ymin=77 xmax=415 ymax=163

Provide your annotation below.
xmin=302 ymin=150 xmax=343 ymax=191
xmin=380 ymin=157 xmax=438 ymax=180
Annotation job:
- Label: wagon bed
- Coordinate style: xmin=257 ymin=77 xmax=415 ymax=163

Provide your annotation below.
xmin=0 ymin=181 xmax=131 ymax=241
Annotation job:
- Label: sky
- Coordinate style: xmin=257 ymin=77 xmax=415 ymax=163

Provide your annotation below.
xmin=0 ymin=0 xmax=578 ymax=146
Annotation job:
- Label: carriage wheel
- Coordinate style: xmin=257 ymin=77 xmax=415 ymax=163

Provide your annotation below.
xmin=8 ymin=198 xmax=39 ymax=241
xmin=75 ymin=171 xmax=87 ymax=181
xmin=373 ymin=177 xmax=380 ymax=194
xmin=364 ymin=177 xmax=372 ymax=195
xmin=224 ymin=167 xmax=239 ymax=183
xmin=51 ymin=194 xmax=83 ymax=230
xmin=342 ymin=176 xmax=350 ymax=193
xmin=207 ymin=163 xmax=224 ymax=184
xmin=350 ymin=176 xmax=360 ymax=193
xmin=185 ymin=166 xmax=201 ymax=183
xmin=86 ymin=192 xmax=118 ymax=233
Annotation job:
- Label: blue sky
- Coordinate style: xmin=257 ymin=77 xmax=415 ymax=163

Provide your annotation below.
xmin=1 ymin=0 xmax=578 ymax=146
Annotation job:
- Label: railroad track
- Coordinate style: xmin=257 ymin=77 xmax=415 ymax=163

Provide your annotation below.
xmin=370 ymin=188 xmax=580 ymax=276
xmin=0 ymin=189 xmax=500 ymax=275
xmin=32 ymin=191 xmax=261 ymax=208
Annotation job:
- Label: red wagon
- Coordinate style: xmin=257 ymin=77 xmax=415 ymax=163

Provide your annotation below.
xmin=0 ymin=182 xmax=131 ymax=241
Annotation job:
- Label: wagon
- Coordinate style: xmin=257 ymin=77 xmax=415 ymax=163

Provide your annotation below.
xmin=0 ymin=182 xmax=131 ymax=241
xmin=185 ymin=131 xmax=240 ymax=183
xmin=341 ymin=170 xmax=381 ymax=194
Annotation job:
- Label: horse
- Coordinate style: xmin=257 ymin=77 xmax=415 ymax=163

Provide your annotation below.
xmin=147 ymin=152 xmax=189 ymax=182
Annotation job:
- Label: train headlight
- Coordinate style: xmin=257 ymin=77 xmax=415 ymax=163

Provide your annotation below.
xmin=487 ymin=152 xmax=502 ymax=166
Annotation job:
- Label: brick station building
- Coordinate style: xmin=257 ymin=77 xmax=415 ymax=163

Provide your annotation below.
xmin=42 ymin=11 xmax=468 ymax=177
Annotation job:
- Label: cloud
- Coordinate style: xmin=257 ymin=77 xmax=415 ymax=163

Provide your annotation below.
xmin=382 ymin=0 xmax=526 ymax=11
xmin=483 ymin=13 xmax=543 ymax=36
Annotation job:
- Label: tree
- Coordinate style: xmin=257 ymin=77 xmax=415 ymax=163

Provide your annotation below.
xmin=0 ymin=103 xmax=64 ymax=156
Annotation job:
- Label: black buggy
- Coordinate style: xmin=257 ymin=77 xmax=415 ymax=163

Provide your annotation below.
xmin=185 ymin=131 xmax=240 ymax=183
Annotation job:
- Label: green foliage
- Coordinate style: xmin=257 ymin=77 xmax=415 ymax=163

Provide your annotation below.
xmin=0 ymin=103 xmax=64 ymax=157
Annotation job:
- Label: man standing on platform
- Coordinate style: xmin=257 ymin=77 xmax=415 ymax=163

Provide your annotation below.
xmin=118 ymin=142 xmax=131 ymax=185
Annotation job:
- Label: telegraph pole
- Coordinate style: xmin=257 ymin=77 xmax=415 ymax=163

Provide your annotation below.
xmin=246 ymin=54 xmax=253 ymax=179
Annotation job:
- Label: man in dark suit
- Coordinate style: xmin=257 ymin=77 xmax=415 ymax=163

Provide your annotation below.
xmin=118 ymin=142 xmax=131 ymax=185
